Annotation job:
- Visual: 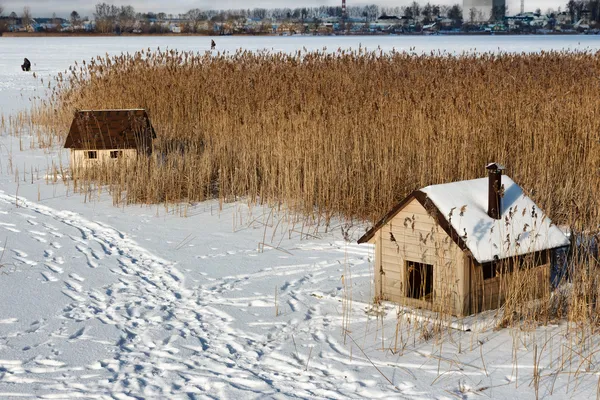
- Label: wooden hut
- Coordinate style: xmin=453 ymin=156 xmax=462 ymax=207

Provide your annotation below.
xmin=64 ymin=109 xmax=156 ymax=171
xmin=358 ymin=163 xmax=570 ymax=316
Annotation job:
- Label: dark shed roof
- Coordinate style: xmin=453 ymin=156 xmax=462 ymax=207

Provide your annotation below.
xmin=64 ymin=109 xmax=156 ymax=151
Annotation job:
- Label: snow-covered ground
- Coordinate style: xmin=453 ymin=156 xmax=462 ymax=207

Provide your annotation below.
xmin=0 ymin=36 xmax=599 ymax=399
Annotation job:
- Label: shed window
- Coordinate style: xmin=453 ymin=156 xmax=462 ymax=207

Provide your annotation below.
xmin=406 ymin=261 xmax=433 ymax=301
xmin=482 ymin=252 xmax=549 ymax=280
xmin=85 ymin=151 xmax=97 ymax=159
xmin=482 ymin=259 xmax=514 ymax=280
xmin=482 ymin=262 xmax=498 ymax=280
xmin=110 ymin=150 xmax=123 ymax=159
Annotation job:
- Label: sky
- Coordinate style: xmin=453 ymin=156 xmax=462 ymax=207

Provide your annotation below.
xmin=0 ymin=1 xmax=566 ymax=19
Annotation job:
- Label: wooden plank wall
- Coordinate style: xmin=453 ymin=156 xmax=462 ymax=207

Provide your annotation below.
xmin=71 ymin=149 xmax=137 ymax=172
xmin=377 ymin=198 xmax=466 ymax=315
xmin=469 ymin=261 xmax=551 ymax=314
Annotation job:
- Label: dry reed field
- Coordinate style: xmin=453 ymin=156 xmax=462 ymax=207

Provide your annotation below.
xmin=7 ymin=48 xmax=600 ymax=326
xmin=14 ymin=48 xmax=600 ymax=228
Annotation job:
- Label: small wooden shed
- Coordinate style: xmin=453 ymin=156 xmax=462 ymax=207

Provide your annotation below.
xmin=358 ymin=164 xmax=570 ymax=316
xmin=64 ymin=109 xmax=156 ymax=171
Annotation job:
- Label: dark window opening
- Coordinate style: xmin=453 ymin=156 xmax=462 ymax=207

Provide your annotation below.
xmin=406 ymin=261 xmax=433 ymax=301
xmin=482 ymin=251 xmax=549 ymax=280
xmin=482 ymin=262 xmax=511 ymax=280
xmin=517 ymin=251 xmax=549 ymax=270
xmin=533 ymin=251 xmax=549 ymax=266
xmin=110 ymin=150 xmax=123 ymax=159
xmin=482 ymin=262 xmax=497 ymax=280
xmin=86 ymin=151 xmax=97 ymax=159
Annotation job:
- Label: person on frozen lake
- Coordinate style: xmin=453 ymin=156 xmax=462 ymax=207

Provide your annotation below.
xmin=21 ymin=58 xmax=31 ymax=72
xmin=211 ymin=40 xmax=216 ymax=50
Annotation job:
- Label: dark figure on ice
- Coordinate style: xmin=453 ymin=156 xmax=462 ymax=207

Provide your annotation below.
xmin=21 ymin=58 xmax=31 ymax=72
xmin=211 ymin=40 xmax=216 ymax=50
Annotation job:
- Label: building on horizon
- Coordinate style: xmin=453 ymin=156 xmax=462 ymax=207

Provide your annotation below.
xmin=463 ymin=0 xmax=506 ymax=23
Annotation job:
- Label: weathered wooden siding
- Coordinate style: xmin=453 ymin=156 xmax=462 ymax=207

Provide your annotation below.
xmin=70 ymin=149 xmax=137 ymax=171
xmin=469 ymin=261 xmax=551 ymax=314
xmin=376 ymin=198 xmax=467 ymax=315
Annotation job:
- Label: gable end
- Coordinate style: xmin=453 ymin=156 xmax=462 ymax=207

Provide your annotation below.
xmin=358 ymin=191 xmax=469 ymax=253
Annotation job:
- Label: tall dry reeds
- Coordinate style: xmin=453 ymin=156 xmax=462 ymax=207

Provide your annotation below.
xmin=18 ymin=48 xmax=599 ymax=232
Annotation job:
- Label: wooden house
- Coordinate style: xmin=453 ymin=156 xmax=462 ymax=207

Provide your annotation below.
xmin=64 ymin=109 xmax=156 ymax=171
xmin=358 ymin=164 xmax=570 ymax=316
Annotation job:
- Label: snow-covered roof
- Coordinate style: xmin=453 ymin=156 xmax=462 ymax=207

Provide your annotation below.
xmin=420 ymin=175 xmax=570 ymax=263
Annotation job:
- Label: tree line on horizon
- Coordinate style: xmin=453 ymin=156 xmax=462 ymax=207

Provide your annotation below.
xmin=0 ymin=1 xmax=599 ymax=34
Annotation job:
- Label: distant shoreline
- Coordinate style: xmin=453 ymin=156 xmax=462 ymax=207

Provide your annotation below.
xmin=0 ymin=31 xmax=587 ymax=38
xmin=0 ymin=32 xmax=261 ymax=37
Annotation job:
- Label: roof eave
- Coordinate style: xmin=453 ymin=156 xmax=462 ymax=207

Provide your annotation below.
xmin=357 ymin=191 xmax=419 ymax=244
xmin=357 ymin=190 xmax=469 ymax=254
xmin=474 ymin=240 xmax=571 ymax=264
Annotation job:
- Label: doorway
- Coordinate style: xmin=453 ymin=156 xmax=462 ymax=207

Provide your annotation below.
xmin=406 ymin=261 xmax=433 ymax=301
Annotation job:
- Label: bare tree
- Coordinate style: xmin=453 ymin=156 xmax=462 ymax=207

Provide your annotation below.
xmin=118 ymin=5 xmax=136 ymax=32
xmin=185 ymin=8 xmax=207 ymax=33
xmin=70 ymin=10 xmax=81 ymax=28
xmin=469 ymin=7 xmax=477 ymax=23
xmin=491 ymin=5 xmax=506 ymax=21
xmin=566 ymin=0 xmax=578 ymax=21
xmin=252 ymin=8 xmax=267 ymax=20
xmin=422 ymin=2 xmax=433 ymax=23
xmin=21 ymin=6 xmax=32 ymax=30
xmin=0 ymin=5 xmax=5 ymax=32
xmin=94 ymin=2 xmax=119 ymax=33
xmin=410 ymin=2 xmax=421 ymax=20
xmin=447 ymin=4 xmax=462 ymax=26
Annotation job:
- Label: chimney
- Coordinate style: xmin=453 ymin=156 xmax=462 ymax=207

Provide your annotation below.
xmin=486 ymin=163 xmax=505 ymax=220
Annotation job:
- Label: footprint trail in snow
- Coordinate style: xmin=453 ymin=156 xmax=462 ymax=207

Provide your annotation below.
xmin=0 ymin=192 xmax=387 ymax=398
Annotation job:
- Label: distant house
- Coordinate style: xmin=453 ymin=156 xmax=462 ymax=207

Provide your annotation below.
xmin=555 ymin=12 xmax=572 ymax=25
xmin=438 ymin=18 xmax=455 ymax=28
xmin=376 ymin=15 xmax=401 ymax=27
xmin=422 ymin=22 xmax=438 ymax=32
xmin=64 ymin=109 xmax=156 ymax=171
xmin=358 ymin=163 xmax=570 ymax=316
xmin=399 ymin=16 xmax=416 ymax=27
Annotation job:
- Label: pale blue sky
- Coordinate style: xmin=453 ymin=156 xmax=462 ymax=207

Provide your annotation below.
xmin=1 ymin=1 xmax=566 ymax=18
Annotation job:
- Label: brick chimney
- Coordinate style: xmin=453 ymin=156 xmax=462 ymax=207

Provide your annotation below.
xmin=486 ymin=163 xmax=505 ymax=220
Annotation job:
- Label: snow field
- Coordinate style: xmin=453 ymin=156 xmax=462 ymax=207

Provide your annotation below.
xmin=1 ymin=36 xmax=600 ymax=399
xmin=0 ymin=136 xmax=392 ymax=398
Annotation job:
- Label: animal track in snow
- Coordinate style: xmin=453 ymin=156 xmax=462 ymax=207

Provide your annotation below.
xmin=0 ymin=222 xmax=20 ymax=233
xmin=11 ymin=249 xmax=28 ymax=257
xmin=75 ymin=244 xmax=99 ymax=268
xmin=0 ymin=191 xmax=383 ymax=398
xmin=69 ymin=273 xmax=84 ymax=282
xmin=45 ymin=263 xmax=63 ymax=274
xmin=41 ymin=272 xmax=58 ymax=282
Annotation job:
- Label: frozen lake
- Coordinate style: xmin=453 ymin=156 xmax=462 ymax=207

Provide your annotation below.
xmin=1 ymin=34 xmax=600 ymax=114
xmin=0 ymin=34 xmax=599 ymax=398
